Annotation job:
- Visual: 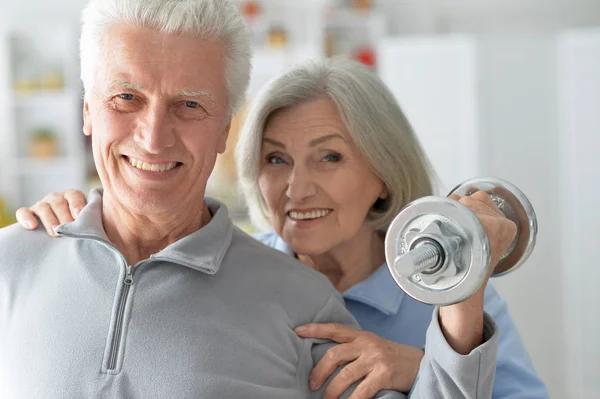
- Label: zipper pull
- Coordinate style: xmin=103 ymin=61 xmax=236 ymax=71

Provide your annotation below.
xmin=124 ymin=265 xmax=134 ymax=285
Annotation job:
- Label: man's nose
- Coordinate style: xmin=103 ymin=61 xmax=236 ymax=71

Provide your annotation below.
xmin=285 ymin=166 xmax=318 ymax=201
xmin=133 ymin=104 xmax=176 ymax=154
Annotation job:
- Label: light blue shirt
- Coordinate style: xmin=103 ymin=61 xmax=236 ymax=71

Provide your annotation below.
xmin=257 ymin=232 xmax=550 ymax=399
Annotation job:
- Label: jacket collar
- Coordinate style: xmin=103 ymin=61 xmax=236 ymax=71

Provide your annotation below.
xmin=55 ymin=188 xmax=233 ymax=275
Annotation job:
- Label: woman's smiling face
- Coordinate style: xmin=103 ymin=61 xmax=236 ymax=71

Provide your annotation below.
xmin=258 ymin=97 xmax=386 ymax=255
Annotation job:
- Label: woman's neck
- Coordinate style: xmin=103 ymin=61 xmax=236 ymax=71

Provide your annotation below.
xmin=297 ymin=225 xmax=386 ymax=293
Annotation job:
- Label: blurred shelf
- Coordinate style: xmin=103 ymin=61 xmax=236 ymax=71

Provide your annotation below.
xmin=12 ymin=90 xmax=79 ymax=107
xmin=1 ymin=25 xmax=87 ymax=209
xmin=14 ymin=156 xmax=80 ymax=175
xmin=325 ymin=8 xmax=384 ymax=28
xmin=253 ymin=46 xmax=294 ymax=59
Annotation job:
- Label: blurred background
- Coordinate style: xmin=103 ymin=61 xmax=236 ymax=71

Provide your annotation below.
xmin=0 ymin=0 xmax=599 ymax=397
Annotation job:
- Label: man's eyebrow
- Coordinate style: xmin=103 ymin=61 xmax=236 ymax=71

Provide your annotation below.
xmin=110 ymin=80 xmax=143 ymax=91
xmin=177 ymin=89 xmax=217 ymax=105
xmin=107 ymin=83 xmax=217 ymax=105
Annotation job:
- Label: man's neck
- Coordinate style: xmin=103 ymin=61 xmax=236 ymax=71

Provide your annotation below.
xmin=101 ymin=194 xmax=211 ymax=266
xmin=297 ymin=226 xmax=386 ymax=293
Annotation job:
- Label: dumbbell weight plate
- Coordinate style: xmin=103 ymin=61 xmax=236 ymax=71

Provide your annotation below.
xmin=449 ymin=177 xmax=538 ymax=276
xmin=385 ymin=197 xmax=491 ymax=306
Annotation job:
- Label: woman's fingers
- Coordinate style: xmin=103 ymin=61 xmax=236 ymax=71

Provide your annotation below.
xmin=15 ymin=208 xmax=39 ymax=230
xmin=14 ymin=190 xmax=86 ymax=237
xmin=310 ymin=343 xmax=360 ymax=392
xmin=29 ymin=202 xmax=62 ymax=237
xmin=64 ymin=189 xmax=87 ymax=219
xmin=322 ymin=358 xmax=370 ymax=399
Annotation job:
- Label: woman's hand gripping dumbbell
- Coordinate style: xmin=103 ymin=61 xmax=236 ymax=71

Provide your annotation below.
xmin=386 ymin=177 xmax=537 ymax=306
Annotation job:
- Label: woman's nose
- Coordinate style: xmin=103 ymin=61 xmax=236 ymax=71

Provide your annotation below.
xmin=285 ymin=167 xmax=318 ymax=201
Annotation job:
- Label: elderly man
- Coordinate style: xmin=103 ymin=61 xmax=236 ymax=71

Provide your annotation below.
xmin=0 ymin=0 xmax=500 ymax=398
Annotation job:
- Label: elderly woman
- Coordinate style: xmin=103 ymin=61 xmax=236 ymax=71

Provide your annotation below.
xmin=17 ymin=57 xmax=548 ymax=398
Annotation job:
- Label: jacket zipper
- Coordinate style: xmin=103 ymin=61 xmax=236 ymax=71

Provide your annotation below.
xmin=108 ymin=264 xmax=134 ymax=371
xmin=55 ymin=231 xmax=137 ymax=372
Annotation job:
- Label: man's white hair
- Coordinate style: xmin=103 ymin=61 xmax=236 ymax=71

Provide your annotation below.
xmin=80 ymin=0 xmax=252 ymax=115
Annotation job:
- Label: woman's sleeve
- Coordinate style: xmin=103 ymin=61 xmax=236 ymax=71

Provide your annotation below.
xmin=409 ymin=307 xmax=499 ymax=398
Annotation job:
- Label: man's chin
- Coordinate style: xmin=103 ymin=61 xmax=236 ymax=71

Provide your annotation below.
xmin=105 ymin=187 xmax=180 ymax=216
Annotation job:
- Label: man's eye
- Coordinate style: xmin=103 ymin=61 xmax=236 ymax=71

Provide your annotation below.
xmin=185 ymin=101 xmax=200 ymax=108
xmin=119 ymin=93 xmax=134 ymax=101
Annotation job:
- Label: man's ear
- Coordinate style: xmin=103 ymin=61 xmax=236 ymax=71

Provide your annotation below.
xmin=216 ymin=120 xmax=231 ymax=154
xmin=83 ymin=100 xmax=92 ymax=137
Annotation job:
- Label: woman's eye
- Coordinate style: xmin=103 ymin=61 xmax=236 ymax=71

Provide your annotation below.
xmin=185 ymin=101 xmax=200 ymax=108
xmin=119 ymin=93 xmax=134 ymax=101
xmin=322 ymin=153 xmax=341 ymax=163
xmin=267 ymin=155 xmax=285 ymax=164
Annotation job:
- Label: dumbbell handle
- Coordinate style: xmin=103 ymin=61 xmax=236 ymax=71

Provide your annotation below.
xmin=394 ymin=241 xmax=442 ymax=277
xmin=394 ymin=193 xmax=509 ymax=279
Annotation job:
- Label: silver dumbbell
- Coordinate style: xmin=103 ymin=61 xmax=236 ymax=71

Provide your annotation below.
xmin=384 ymin=177 xmax=537 ymax=306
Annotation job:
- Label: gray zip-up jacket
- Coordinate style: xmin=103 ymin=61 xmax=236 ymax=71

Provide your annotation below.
xmin=0 ymin=189 xmax=498 ymax=398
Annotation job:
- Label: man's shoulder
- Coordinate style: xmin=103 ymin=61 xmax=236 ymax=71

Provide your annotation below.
xmin=228 ymin=228 xmax=311 ymax=271
xmin=228 ymin=228 xmax=338 ymax=293
xmin=0 ymin=224 xmax=57 ymax=268
xmin=226 ymin=227 xmax=354 ymax=326
xmin=0 ymin=223 xmax=48 ymax=248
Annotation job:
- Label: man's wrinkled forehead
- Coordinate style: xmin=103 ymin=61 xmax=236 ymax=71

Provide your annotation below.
xmin=92 ymin=24 xmax=227 ymax=107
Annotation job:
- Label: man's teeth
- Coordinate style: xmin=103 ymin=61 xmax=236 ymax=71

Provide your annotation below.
xmin=128 ymin=157 xmax=178 ymax=172
xmin=289 ymin=210 xmax=331 ymax=220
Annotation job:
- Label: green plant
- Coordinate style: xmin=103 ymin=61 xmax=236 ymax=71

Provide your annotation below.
xmin=31 ymin=127 xmax=56 ymax=141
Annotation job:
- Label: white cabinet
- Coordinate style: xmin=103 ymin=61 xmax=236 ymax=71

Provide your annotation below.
xmin=378 ymin=36 xmax=480 ymax=194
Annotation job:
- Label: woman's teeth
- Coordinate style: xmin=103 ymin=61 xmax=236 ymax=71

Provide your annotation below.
xmin=128 ymin=157 xmax=178 ymax=172
xmin=289 ymin=210 xmax=332 ymax=220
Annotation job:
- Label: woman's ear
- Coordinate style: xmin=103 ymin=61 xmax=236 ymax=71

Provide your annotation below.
xmin=379 ymin=186 xmax=388 ymax=201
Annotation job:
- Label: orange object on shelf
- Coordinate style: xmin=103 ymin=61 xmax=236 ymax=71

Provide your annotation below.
xmin=352 ymin=0 xmax=373 ymax=10
xmin=40 ymin=71 xmax=65 ymax=90
xmin=30 ymin=138 xmax=58 ymax=159
xmin=241 ymin=0 xmax=261 ymax=19
xmin=29 ymin=128 xmax=59 ymax=159
xmin=266 ymin=26 xmax=288 ymax=49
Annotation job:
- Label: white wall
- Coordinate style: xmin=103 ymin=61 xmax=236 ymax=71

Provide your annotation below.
xmin=476 ymin=35 xmax=566 ymax=398
xmin=377 ymin=0 xmax=600 ymax=34
xmin=558 ymin=29 xmax=600 ymax=399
